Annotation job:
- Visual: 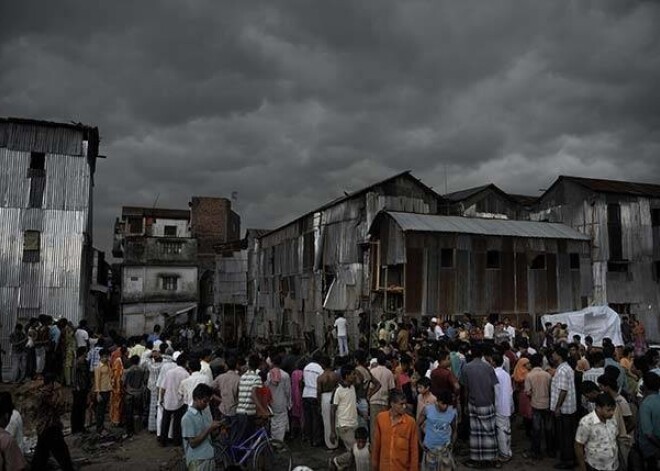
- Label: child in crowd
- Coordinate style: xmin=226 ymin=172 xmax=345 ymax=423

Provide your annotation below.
xmin=329 ymin=426 xmax=370 ymax=471
xmin=418 ymin=390 xmax=457 ymax=471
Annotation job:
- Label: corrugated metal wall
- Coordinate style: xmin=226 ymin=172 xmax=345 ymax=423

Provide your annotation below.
xmin=400 ymin=230 xmax=590 ymax=321
xmin=250 ymin=176 xmax=438 ymax=346
xmin=1 ymin=138 xmax=92 ymax=370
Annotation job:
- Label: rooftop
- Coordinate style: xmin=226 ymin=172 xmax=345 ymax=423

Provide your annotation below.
xmin=558 ymin=175 xmax=660 ymax=198
xmin=380 ymin=211 xmax=590 ymax=240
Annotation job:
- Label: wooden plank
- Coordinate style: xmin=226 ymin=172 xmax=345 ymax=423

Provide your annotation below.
xmin=547 ymin=253 xmax=558 ymax=312
xmin=501 ymin=251 xmax=515 ymax=312
xmin=515 ymin=253 xmax=528 ymax=312
xmin=405 ymin=248 xmax=423 ymax=314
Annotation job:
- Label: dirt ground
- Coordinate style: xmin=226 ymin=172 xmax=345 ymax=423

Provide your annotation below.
xmin=2 ymin=381 xmax=561 ymax=470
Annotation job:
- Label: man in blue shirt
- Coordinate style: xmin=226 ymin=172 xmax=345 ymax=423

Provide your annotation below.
xmin=637 ymin=372 xmax=660 ymax=471
xmin=418 ymin=390 xmax=457 ymax=470
xmin=181 ymin=384 xmax=221 ymax=471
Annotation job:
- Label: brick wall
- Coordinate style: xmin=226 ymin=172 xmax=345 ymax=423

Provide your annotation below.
xmin=190 ymin=196 xmax=241 ymax=255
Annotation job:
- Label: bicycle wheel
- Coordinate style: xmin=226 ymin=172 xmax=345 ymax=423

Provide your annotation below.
xmin=252 ymin=439 xmax=292 ymax=471
xmin=214 ymin=445 xmax=233 ymax=470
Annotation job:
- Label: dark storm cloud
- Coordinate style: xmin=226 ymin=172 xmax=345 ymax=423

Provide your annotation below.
xmin=2 ymin=0 xmax=660 ymax=251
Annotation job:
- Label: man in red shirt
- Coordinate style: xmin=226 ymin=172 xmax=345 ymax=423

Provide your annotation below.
xmin=430 ymin=351 xmax=460 ymax=405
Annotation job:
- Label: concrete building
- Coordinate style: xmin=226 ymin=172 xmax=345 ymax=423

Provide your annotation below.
xmin=369 ymin=211 xmax=591 ymax=329
xmin=113 ymin=207 xmax=199 ymax=336
xmin=112 ymin=197 xmax=241 ymax=336
xmin=0 ymin=117 xmax=100 ymax=368
xmin=190 ymin=197 xmax=241 ymax=317
xmin=532 ymin=176 xmax=660 ymax=338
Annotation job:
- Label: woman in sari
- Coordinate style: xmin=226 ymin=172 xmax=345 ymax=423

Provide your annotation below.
xmin=633 ymin=320 xmax=647 ymax=356
xmin=512 ymin=357 xmax=532 ymax=437
xmin=110 ymin=345 xmax=127 ymax=426
xmin=290 ymin=359 xmax=305 ymax=439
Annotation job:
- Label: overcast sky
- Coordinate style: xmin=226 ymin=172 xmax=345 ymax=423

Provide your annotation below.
xmin=2 ymin=1 xmax=659 ymax=252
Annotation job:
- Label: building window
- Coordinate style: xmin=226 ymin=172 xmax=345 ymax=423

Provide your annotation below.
xmin=29 ymin=152 xmax=45 ymax=172
xmin=530 ymin=254 xmax=546 ymax=270
xmin=22 ymin=231 xmax=40 ymax=263
xmin=607 ymin=203 xmax=623 ymax=261
xmin=27 ymin=152 xmax=46 ymax=208
xmin=570 ymin=253 xmax=580 ymax=270
xmin=440 ymin=249 xmax=454 ymax=268
xmin=161 ymin=241 xmax=183 ymax=254
xmin=128 ymin=217 xmax=143 ymax=234
xmin=652 ymin=208 xmax=660 ymax=227
xmin=303 ymin=232 xmax=314 ymax=270
xmin=486 ymin=251 xmax=501 ymax=269
xmin=161 ymin=276 xmax=178 ymax=291
xmin=164 ymin=225 xmax=177 ymax=237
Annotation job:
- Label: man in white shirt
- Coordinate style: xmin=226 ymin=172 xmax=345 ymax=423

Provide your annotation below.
xmin=74 ymin=320 xmax=89 ymax=349
xmin=368 ymin=353 xmax=395 ymax=443
xmin=491 ymin=352 xmax=513 ymax=462
xmin=179 ymin=359 xmax=212 ymax=407
xmin=159 ymin=353 xmax=190 ymax=446
xmin=334 ymin=314 xmax=349 ymax=357
xmin=330 ymin=365 xmax=358 ymax=450
xmin=302 ymin=354 xmax=324 ymax=447
xmin=429 ymin=317 xmax=444 ymax=340
xmin=503 ymin=318 xmax=516 ymax=341
xmin=483 ymin=318 xmax=495 ymax=340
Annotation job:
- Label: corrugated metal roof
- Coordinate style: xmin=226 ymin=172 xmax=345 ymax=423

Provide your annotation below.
xmin=0 ymin=117 xmax=99 ymax=157
xmin=443 ymin=184 xmax=492 ymax=202
xmin=384 ymin=211 xmax=590 ymax=240
xmin=560 ymin=176 xmax=660 ymax=198
xmin=258 ymin=171 xmax=444 ymax=239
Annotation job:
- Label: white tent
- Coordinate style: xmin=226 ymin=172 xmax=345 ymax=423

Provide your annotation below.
xmin=541 ymin=305 xmax=624 ymax=347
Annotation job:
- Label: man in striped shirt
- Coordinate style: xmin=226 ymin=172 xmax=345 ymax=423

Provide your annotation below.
xmin=234 ymin=354 xmax=262 ymax=444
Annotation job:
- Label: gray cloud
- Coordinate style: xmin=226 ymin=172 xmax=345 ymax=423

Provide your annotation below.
xmin=1 ymin=0 xmax=659 ymax=252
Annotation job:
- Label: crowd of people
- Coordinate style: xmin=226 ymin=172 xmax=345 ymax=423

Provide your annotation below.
xmin=1 ymin=312 xmax=659 ymax=471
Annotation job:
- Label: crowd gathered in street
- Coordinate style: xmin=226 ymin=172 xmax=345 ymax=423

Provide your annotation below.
xmin=1 ymin=311 xmax=659 ymax=471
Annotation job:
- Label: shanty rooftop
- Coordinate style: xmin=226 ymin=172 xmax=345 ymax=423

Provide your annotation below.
xmin=382 ymin=211 xmax=590 ymax=240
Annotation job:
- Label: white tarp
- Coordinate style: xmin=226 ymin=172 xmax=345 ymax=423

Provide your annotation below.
xmin=541 ymin=305 xmax=624 ymax=347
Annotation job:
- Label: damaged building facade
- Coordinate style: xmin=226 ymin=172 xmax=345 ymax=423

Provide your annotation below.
xmin=113 ymin=207 xmax=198 ymax=336
xmin=249 ymin=172 xmax=444 ymax=348
xmin=214 ymin=229 xmax=267 ymax=344
xmin=369 ymin=212 xmax=591 ymax=329
xmin=532 ymin=176 xmax=660 ymax=338
xmin=113 ymin=197 xmax=240 ymax=336
xmin=0 ymin=118 xmax=100 ymax=366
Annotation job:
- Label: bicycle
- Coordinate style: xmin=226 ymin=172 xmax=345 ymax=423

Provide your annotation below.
xmin=214 ymin=420 xmax=293 ymax=471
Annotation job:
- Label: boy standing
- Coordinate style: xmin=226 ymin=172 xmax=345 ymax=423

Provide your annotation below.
xmin=575 ymin=393 xmax=618 ymax=471
xmin=181 ymin=384 xmax=221 ymax=471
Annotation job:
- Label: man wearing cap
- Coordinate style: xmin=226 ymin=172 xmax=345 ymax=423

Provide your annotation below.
xmin=430 ymin=318 xmax=444 ymax=341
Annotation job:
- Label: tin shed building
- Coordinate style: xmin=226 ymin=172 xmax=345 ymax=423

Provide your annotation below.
xmin=0 ymin=118 xmax=100 ymax=366
xmin=368 ymin=211 xmax=592 ymax=327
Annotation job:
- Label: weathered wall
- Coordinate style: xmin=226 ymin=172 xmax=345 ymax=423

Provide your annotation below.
xmin=396 ymin=231 xmax=590 ymax=325
xmin=123 ymin=237 xmax=197 ymax=265
xmin=122 ymin=266 xmax=198 ymax=302
xmin=121 ymin=301 xmax=197 ymax=336
xmin=251 ymin=174 xmax=439 ymax=347
xmin=532 ymin=180 xmax=660 ymax=339
xmin=149 ymin=218 xmax=190 ymax=237
xmin=0 ymin=125 xmax=96 ymax=370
